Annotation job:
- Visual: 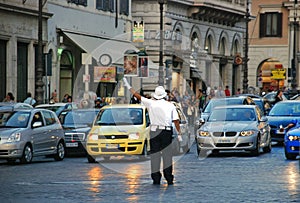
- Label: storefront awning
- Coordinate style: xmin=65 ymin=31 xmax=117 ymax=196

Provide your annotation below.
xmin=62 ymin=31 xmax=139 ymax=65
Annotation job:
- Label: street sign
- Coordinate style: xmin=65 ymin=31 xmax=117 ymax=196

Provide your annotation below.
xmin=271 ymin=68 xmax=286 ymax=80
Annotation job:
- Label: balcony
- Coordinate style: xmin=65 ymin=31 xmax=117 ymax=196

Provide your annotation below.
xmin=189 ymin=0 xmax=247 ymax=26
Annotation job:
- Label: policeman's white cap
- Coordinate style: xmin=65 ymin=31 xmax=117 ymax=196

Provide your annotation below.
xmin=152 ymin=86 xmax=167 ymax=100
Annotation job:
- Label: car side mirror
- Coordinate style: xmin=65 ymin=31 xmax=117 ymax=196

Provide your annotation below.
xmin=32 ymin=121 xmax=42 ymax=128
xmin=260 ymin=116 xmax=268 ymax=122
xmin=180 ymin=120 xmax=187 ymax=124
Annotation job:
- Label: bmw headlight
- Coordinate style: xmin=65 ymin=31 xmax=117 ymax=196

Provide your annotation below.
xmin=198 ymin=131 xmax=210 ymax=137
xmin=240 ymin=130 xmax=256 ymax=136
xmin=7 ymin=133 xmax=21 ymax=142
xmin=129 ymin=133 xmax=140 ymax=140
xmin=288 ymin=135 xmax=299 ymax=141
xmin=88 ymin=133 xmax=98 ymax=141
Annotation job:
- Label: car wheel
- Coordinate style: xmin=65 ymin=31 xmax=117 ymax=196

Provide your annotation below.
xmin=139 ymin=142 xmax=149 ymax=160
xmin=250 ymin=137 xmax=260 ymax=156
xmin=284 ymin=148 xmax=297 ymax=160
xmin=87 ymin=154 xmax=97 ymax=163
xmin=263 ymin=139 xmax=272 ymax=153
xmin=54 ymin=141 xmax=65 ymax=161
xmin=20 ymin=144 xmax=33 ymax=164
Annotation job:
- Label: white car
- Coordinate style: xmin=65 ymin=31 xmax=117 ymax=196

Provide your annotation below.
xmin=35 ymin=102 xmax=77 ymax=116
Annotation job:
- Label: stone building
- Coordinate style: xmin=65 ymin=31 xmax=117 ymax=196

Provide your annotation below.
xmin=131 ymin=0 xmax=248 ymax=98
xmin=248 ymin=0 xmax=291 ymax=93
xmin=0 ymin=0 xmax=250 ymax=102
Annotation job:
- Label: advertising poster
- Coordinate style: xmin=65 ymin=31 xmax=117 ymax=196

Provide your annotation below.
xmin=124 ymin=54 xmax=138 ymax=76
xmin=138 ymin=56 xmax=149 ymax=78
xmin=94 ymin=66 xmax=116 ymax=82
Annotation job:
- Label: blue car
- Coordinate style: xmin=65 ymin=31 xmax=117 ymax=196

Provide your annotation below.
xmin=284 ymin=121 xmax=300 ymax=160
xmin=267 ymin=100 xmax=300 ymax=143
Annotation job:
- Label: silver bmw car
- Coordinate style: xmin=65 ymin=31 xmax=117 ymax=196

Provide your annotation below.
xmin=196 ymin=105 xmax=272 ymax=157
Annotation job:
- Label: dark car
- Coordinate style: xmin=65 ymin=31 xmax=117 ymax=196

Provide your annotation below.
xmin=196 ymin=105 xmax=271 ymax=157
xmin=267 ymin=100 xmax=300 ymax=143
xmin=194 ymin=96 xmax=255 ymax=133
xmin=58 ymin=108 xmax=99 ymax=156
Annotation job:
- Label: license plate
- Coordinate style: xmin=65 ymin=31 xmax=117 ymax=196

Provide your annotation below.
xmin=66 ymin=142 xmax=78 ymax=147
xmin=106 ymin=144 xmax=119 ymax=149
xmin=218 ymin=139 xmax=230 ymax=143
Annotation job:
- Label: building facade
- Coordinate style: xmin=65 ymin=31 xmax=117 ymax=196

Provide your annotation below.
xmin=0 ymin=0 xmax=251 ymax=103
xmin=248 ymin=0 xmax=291 ymax=93
xmin=0 ymin=0 xmax=50 ymax=102
xmin=132 ymin=0 xmax=247 ymax=98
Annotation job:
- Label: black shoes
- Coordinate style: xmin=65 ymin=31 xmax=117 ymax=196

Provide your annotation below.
xmin=153 ymin=181 xmax=160 ymax=185
xmin=167 ymin=181 xmax=173 ymax=185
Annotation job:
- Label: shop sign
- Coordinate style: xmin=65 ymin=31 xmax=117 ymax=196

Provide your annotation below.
xmin=271 ymin=68 xmax=286 ymax=80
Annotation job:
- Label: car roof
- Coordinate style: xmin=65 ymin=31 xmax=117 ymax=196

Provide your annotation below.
xmin=36 ymin=103 xmax=70 ymax=107
xmin=101 ymin=104 xmax=146 ymax=109
xmin=213 ymin=104 xmax=256 ymax=110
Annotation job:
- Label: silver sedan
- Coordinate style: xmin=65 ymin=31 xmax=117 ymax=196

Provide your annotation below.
xmin=196 ymin=105 xmax=272 ymax=157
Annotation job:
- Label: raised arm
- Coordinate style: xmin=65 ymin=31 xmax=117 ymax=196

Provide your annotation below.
xmin=123 ymin=77 xmax=142 ymax=101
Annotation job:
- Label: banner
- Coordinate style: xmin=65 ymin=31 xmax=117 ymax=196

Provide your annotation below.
xmin=94 ymin=66 xmax=116 ymax=82
xmin=138 ymin=56 xmax=149 ymax=78
xmin=124 ymin=54 xmax=138 ymax=76
xmin=132 ymin=21 xmax=144 ymax=43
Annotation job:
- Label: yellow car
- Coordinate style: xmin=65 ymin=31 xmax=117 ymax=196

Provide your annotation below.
xmin=86 ymin=104 xmax=150 ymax=162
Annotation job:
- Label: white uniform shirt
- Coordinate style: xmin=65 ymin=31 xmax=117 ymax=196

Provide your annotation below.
xmin=141 ymin=97 xmax=179 ymax=126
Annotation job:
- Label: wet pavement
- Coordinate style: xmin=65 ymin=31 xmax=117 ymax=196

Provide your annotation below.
xmin=0 ymin=143 xmax=299 ymax=203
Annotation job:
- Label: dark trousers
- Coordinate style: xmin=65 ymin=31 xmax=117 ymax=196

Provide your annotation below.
xmin=150 ymin=129 xmax=173 ymax=183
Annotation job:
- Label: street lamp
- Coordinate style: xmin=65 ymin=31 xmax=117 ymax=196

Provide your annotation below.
xmin=243 ymin=0 xmax=250 ymax=93
xmin=292 ymin=0 xmax=298 ymax=92
xmin=36 ymin=0 xmax=44 ymax=104
xmin=158 ymin=0 xmax=167 ymax=86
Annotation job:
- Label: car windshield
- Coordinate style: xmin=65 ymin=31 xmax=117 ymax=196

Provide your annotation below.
xmin=95 ymin=108 xmax=143 ymax=125
xmin=0 ymin=111 xmax=30 ymax=128
xmin=60 ymin=110 xmax=98 ymax=125
xmin=204 ymin=99 xmax=243 ymax=113
xmin=269 ymin=102 xmax=300 ymax=116
xmin=208 ymin=108 xmax=256 ymax=122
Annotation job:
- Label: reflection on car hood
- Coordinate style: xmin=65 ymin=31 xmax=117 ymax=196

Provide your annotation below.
xmin=0 ymin=128 xmax=21 ymax=136
xmin=63 ymin=126 xmax=91 ymax=133
xmin=201 ymin=121 xmax=257 ymax=132
xmin=92 ymin=125 xmax=147 ymax=134
xmin=267 ymin=116 xmax=300 ymax=127
xmin=287 ymin=128 xmax=300 ymax=136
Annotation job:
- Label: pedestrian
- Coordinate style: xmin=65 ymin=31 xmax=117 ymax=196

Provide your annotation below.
xmin=23 ymin=92 xmax=36 ymax=106
xmin=224 ymin=85 xmax=230 ymax=96
xmin=215 ymin=86 xmax=225 ymax=98
xmin=62 ymin=94 xmax=69 ymax=103
xmin=67 ymin=95 xmax=72 ymax=103
xmin=3 ymin=92 xmax=15 ymax=103
xmin=236 ymin=88 xmax=241 ymax=95
xmin=123 ymin=77 xmax=181 ymax=185
xmin=273 ymin=90 xmax=283 ymax=105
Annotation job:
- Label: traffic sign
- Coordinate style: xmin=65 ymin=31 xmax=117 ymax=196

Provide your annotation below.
xmin=271 ymin=68 xmax=286 ymax=80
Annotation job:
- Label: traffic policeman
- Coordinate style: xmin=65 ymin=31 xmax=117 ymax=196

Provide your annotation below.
xmin=123 ymin=77 xmax=181 ymax=185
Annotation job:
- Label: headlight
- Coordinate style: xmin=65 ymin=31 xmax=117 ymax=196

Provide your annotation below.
xmin=240 ymin=130 xmax=255 ymax=136
xmin=129 ymin=133 xmax=140 ymax=140
xmin=198 ymin=131 xmax=210 ymax=137
xmin=88 ymin=133 xmax=98 ymax=141
xmin=288 ymin=135 xmax=299 ymax=141
xmin=7 ymin=133 xmax=21 ymax=142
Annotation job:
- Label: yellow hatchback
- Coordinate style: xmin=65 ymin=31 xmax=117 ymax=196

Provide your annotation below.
xmin=86 ymin=104 xmax=150 ymax=162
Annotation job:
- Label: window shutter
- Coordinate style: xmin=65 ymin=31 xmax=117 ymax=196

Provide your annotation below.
xmin=277 ymin=13 xmax=282 ymax=37
xmin=259 ymin=13 xmax=266 ymax=38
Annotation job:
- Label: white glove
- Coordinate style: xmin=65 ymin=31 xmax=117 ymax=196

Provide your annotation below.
xmin=123 ymin=77 xmax=132 ymax=89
